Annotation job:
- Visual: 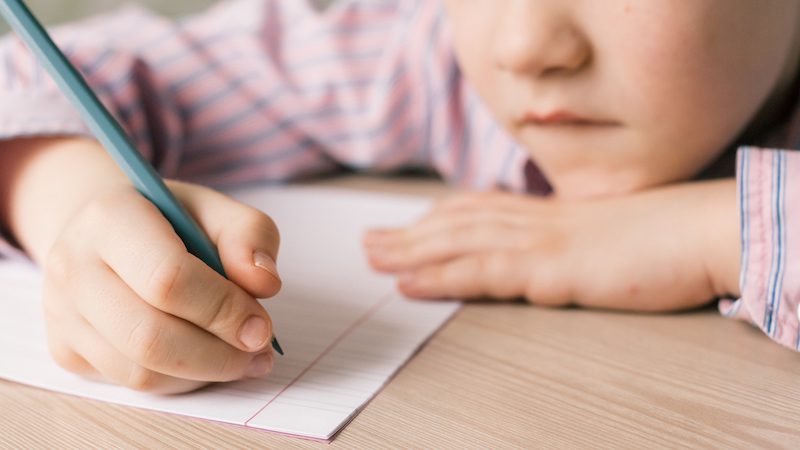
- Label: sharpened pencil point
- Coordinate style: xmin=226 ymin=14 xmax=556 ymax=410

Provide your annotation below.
xmin=271 ymin=336 xmax=284 ymax=355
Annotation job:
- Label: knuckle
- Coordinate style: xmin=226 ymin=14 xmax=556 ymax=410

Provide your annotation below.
xmin=214 ymin=349 xmax=239 ymax=382
xmin=478 ymin=252 xmax=523 ymax=299
xmin=48 ymin=343 xmax=84 ymax=375
xmin=80 ymin=191 xmax=125 ymax=226
xmin=244 ymin=209 xmax=280 ymax=244
xmin=201 ymin=284 xmax=238 ymax=332
xmin=478 ymin=253 xmax=508 ymax=278
xmin=521 ymin=226 xmax=567 ymax=254
xmin=523 ymin=262 xmax=569 ymax=306
xmin=127 ymin=318 xmax=170 ymax=367
xmin=427 ymin=235 xmax=454 ymax=260
xmin=44 ymin=241 xmax=75 ymax=286
xmin=124 ymin=364 xmax=160 ymax=392
xmin=401 ymin=245 xmax=418 ymax=264
xmin=145 ymin=252 xmax=187 ymax=308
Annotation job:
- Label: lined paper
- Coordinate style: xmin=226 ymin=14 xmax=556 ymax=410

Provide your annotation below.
xmin=0 ymin=187 xmax=461 ymax=440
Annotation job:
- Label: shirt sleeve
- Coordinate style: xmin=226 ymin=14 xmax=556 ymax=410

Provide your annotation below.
xmin=719 ymin=146 xmax=800 ymax=351
xmin=0 ymin=5 xmax=192 ymax=173
xmin=0 ymin=5 xmax=202 ymax=258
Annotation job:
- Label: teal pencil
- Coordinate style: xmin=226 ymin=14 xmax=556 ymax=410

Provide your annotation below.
xmin=0 ymin=0 xmax=283 ymax=356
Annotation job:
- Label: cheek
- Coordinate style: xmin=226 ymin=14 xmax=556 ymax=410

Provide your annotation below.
xmin=604 ymin=51 xmax=749 ymax=188
xmin=625 ymin=60 xmax=728 ymax=164
xmin=610 ymin=6 xmax=791 ymax=165
xmin=587 ymin=53 xmax=717 ymax=190
xmin=444 ymin=2 xmax=507 ymax=114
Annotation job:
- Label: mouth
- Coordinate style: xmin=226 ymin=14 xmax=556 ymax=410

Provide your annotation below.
xmin=517 ymin=110 xmax=620 ymax=127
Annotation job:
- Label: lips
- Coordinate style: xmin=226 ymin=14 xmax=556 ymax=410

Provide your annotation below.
xmin=518 ymin=110 xmax=619 ymax=127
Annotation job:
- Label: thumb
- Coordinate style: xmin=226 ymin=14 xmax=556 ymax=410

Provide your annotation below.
xmin=168 ymin=181 xmax=282 ymax=299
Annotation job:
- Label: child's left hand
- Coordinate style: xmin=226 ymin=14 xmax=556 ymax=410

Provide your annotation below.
xmin=364 ymin=179 xmax=740 ymax=312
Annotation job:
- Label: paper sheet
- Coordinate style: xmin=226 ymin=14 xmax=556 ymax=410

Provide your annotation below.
xmin=0 ymin=186 xmax=461 ymax=441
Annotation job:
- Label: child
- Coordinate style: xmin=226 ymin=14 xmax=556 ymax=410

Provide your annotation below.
xmin=0 ymin=0 xmax=798 ymax=394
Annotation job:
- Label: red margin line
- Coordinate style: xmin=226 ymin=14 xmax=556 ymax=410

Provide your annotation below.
xmin=244 ymin=291 xmax=396 ymax=426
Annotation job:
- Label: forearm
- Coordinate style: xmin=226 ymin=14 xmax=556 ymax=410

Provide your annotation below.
xmin=0 ymin=137 xmax=130 ymax=263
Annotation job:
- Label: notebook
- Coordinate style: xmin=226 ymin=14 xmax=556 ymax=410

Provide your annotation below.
xmin=0 ymin=186 xmax=461 ymax=441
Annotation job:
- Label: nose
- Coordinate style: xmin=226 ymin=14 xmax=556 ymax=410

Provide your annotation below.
xmin=492 ymin=1 xmax=591 ymax=77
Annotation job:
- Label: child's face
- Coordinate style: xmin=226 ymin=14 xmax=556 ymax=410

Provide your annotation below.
xmin=444 ymin=0 xmax=800 ymax=198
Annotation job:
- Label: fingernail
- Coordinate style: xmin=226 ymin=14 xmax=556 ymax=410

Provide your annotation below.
xmin=253 ymin=251 xmax=281 ymax=282
xmin=239 ymin=315 xmax=270 ymax=350
xmin=246 ymin=353 xmax=273 ymax=378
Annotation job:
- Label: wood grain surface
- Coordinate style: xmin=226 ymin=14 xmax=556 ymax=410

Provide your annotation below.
xmin=1 ymin=175 xmax=798 ymax=449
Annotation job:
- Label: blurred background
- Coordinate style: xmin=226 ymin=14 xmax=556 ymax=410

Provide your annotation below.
xmin=0 ymin=0 xmax=334 ymax=32
xmin=0 ymin=0 xmax=216 ymax=32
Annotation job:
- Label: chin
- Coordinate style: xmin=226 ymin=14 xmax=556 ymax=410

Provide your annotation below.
xmin=548 ymin=170 xmax=659 ymax=199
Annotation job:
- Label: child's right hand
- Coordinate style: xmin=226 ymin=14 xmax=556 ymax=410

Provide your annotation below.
xmin=40 ymin=180 xmax=282 ymax=394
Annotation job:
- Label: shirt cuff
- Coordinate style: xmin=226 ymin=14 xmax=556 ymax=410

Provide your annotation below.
xmin=719 ymin=146 xmax=800 ymax=351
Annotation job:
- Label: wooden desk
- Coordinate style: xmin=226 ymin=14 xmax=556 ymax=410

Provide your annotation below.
xmin=2 ymin=176 xmax=799 ymax=448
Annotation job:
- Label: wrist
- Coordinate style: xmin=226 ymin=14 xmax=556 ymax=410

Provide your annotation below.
xmin=698 ymin=178 xmax=741 ymax=298
xmin=0 ymin=136 xmax=131 ymax=262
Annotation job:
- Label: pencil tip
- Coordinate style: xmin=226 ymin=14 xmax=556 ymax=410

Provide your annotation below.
xmin=272 ymin=337 xmax=284 ymax=355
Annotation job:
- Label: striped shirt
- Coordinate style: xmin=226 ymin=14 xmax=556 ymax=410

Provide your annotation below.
xmin=0 ymin=0 xmax=798 ymax=351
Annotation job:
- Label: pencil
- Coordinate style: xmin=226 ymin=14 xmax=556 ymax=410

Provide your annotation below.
xmin=0 ymin=0 xmax=284 ymax=356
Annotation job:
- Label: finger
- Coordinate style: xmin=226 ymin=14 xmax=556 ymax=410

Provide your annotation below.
xmin=367 ymin=222 xmax=532 ymax=272
xmin=171 ymin=181 xmax=282 ymax=299
xmin=431 ymin=190 xmax=540 ymax=216
xmin=86 ymin=191 xmax=275 ymax=353
xmin=43 ymin=266 xmax=101 ymax=381
xmin=364 ymin=188 xmax=555 ymax=249
xmin=68 ymin=316 xmax=208 ymax=394
xmin=75 ymin=260 xmax=274 ymax=382
xmin=46 ymin=331 xmax=102 ymax=381
xmin=397 ymin=252 xmax=571 ymax=306
xmin=365 ymin=208 xmax=532 ymax=249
